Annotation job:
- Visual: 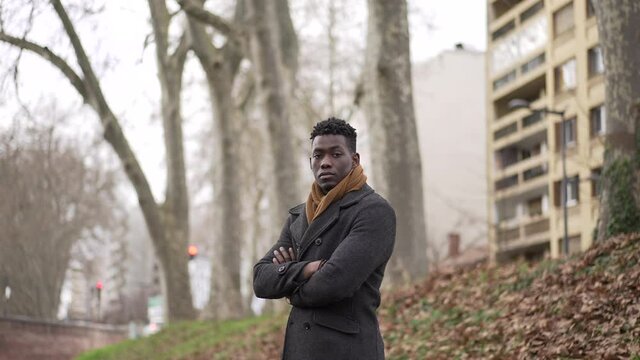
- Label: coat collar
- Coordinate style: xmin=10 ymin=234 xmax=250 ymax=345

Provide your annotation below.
xmin=288 ymin=184 xmax=374 ymax=258
xmin=288 ymin=184 xmax=374 ymax=215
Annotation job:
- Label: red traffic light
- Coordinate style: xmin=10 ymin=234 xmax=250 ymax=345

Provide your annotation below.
xmin=96 ymin=281 xmax=103 ymax=290
xmin=188 ymin=245 xmax=198 ymax=259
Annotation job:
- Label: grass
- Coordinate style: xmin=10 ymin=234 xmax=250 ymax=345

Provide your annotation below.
xmin=76 ymin=315 xmax=282 ymax=360
xmin=78 ymin=234 xmax=640 ymax=359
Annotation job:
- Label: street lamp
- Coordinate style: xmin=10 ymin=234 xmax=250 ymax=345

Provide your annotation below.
xmin=508 ymin=98 xmax=569 ymax=256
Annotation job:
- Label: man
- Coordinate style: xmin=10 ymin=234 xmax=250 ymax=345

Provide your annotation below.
xmin=253 ymin=117 xmax=396 ymax=360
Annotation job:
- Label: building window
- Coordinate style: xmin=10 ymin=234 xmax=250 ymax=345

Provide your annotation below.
xmin=494 ymin=122 xmax=518 ymax=140
xmin=523 ymin=164 xmax=547 ymax=181
xmin=493 ymin=70 xmax=517 ymax=90
xmin=554 ymin=175 xmax=580 ymax=207
xmin=554 ymin=3 xmax=575 ymax=37
xmin=527 ymin=196 xmax=543 ymax=217
xmin=495 ymin=174 xmax=519 ymax=191
xmin=566 ymin=176 xmax=579 ymax=206
xmin=588 ymin=46 xmax=605 ymax=77
xmin=521 ymin=53 xmax=545 ymax=74
xmin=590 ymin=105 xmax=606 ymax=137
xmin=587 ymin=0 xmax=596 ymax=18
xmin=492 ymin=20 xmax=515 ymax=41
xmin=555 ymin=58 xmax=577 ymax=93
xmin=556 ymin=117 xmax=577 ymax=148
xmin=521 ymin=1 xmax=544 ymax=23
xmin=522 ymin=111 xmax=543 ymax=127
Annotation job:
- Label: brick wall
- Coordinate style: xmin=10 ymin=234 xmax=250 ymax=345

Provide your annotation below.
xmin=0 ymin=316 xmax=126 ymax=360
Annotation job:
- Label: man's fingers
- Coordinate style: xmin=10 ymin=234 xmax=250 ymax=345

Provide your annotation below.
xmin=288 ymin=247 xmax=296 ymax=261
xmin=273 ymin=249 xmax=285 ymax=264
xmin=280 ymin=247 xmax=292 ymax=262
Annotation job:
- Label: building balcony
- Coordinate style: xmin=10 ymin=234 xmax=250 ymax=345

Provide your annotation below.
xmin=492 ymin=59 xmax=546 ymax=101
xmin=494 ymin=151 xmax=546 ymax=181
xmin=496 ymin=215 xmax=550 ymax=253
xmin=494 ymin=156 xmax=548 ymax=199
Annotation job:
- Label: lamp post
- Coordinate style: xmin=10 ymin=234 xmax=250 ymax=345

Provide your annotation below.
xmin=508 ymin=99 xmax=569 ymax=256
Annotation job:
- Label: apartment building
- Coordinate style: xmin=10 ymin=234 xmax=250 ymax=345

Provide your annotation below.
xmin=487 ymin=0 xmax=605 ymax=262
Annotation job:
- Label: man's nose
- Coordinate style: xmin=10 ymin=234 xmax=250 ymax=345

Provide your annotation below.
xmin=320 ymin=155 xmax=332 ymax=168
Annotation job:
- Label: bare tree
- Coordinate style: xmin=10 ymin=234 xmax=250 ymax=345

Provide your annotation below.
xmin=176 ymin=0 xmax=247 ymax=319
xmin=177 ymin=0 xmax=302 ymax=318
xmin=0 ymin=1 xmax=196 ymax=320
xmin=362 ymin=0 xmax=428 ymax=281
xmin=0 ymin=121 xmax=121 ymax=319
xmin=244 ymin=0 xmax=300 ymax=216
xmin=593 ymin=1 xmax=640 ymax=240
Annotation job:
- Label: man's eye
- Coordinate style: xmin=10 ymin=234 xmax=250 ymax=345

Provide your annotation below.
xmin=312 ymin=154 xmax=321 ymax=159
xmin=332 ymin=153 xmax=342 ymax=158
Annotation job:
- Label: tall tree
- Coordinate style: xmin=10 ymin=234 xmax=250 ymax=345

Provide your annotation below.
xmin=0 ymin=1 xmax=196 ymax=320
xmin=593 ymin=1 xmax=640 ymax=240
xmin=244 ymin=0 xmax=301 ymax=216
xmin=178 ymin=0 xmax=247 ymax=319
xmin=0 ymin=122 xmax=120 ymax=319
xmin=362 ymin=0 xmax=428 ymax=281
xmin=178 ymin=0 xmax=301 ymax=317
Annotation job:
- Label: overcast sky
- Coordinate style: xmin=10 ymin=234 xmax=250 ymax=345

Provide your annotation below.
xmin=1 ymin=0 xmax=487 ymax=203
xmin=411 ymin=0 xmax=487 ymax=61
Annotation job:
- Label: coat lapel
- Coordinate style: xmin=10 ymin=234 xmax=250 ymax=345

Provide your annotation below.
xmin=288 ymin=204 xmax=307 ymax=250
xmin=296 ymin=184 xmax=374 ymax=259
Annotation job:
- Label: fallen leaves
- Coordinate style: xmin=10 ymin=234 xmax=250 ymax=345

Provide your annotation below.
xmin=197 ymin=233 xmax=640 ymax=359
xmin=380 ymin=233 xmax=640 ymax=359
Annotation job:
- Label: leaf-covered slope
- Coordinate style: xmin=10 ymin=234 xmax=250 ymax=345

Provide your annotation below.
xmin=380 ymin=233 xmax=640 ymax=359
xmin=78 ymin=234 xmax=640 ymax=359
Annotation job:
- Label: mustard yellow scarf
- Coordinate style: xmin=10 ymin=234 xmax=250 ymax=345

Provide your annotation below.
xmin=305 ymin=164 xmax=367 ymax=223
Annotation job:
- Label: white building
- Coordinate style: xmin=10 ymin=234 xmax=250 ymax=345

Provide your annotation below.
xmin=412 ymin=46 xmax=488 ymax=262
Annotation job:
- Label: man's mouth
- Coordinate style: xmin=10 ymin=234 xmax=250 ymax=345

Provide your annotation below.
xmin=318 ymin=172 xmax=335 ymax=180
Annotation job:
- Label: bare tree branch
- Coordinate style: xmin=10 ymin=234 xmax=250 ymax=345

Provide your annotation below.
xmin=0 ymin=32 xmax=87 ymax=97
xmin=50 ymin=0 xmax=107 ymax=113
xmin=177 ymin=0 xmax=237 ymax=39
xmin=147 ymin=0 xmax=170 ymax=64
xmin=169 ymin=32 xmax=190 ymax=72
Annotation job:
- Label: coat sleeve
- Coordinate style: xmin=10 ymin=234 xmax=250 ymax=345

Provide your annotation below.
xmin=253 ymin=214 xmax=311 ymax=299
xmin=289 ymin=201 xmax=396 ymax=308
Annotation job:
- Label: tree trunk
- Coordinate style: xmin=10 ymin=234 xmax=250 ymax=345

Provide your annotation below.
xmin=205 ymin=70 xmax=246 ymax=319
xmin=244 ymin=0 xmax=300 ymax=216
xmin=182 ymin=0 xmax=247 ymax=319
xmin=593 ymin=1 xmax=640 ymax=240
xmin=363 ymin=0 xmax=428 ymax=282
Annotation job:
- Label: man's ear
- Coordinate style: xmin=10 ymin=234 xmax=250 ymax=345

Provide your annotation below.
xmin=352 ymin=153 xmax=360 ymax=168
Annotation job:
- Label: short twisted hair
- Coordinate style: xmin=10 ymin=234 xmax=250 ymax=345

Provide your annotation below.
xmin=310 ymin=117 xmax=357 ymax=153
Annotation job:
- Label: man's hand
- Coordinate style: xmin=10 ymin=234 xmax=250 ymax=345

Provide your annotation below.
xmin=302 ymin=260 xmax=323 ymax=279
xmin=272 ymin=247 xmax=297 ymax=264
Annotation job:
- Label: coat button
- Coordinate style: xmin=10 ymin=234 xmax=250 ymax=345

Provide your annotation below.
xmin=278 ymin=265 xmax=286 ymax=273
xmin=314 ymin=238 xmax=322 ymax=246
xmin=303 ymin=322 xmax=311 ymax=330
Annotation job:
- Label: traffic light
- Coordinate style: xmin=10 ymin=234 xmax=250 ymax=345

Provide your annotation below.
xmin=188 ymin=245 xmax=198 ymax=260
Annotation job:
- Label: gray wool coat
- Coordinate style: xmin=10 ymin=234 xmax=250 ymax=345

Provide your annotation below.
xmin=253 ymin=184 xmax=396 ymax=360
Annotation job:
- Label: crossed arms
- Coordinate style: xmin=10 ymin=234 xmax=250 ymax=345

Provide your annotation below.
xmin=252 ymin=202 xmax=396 ymax=308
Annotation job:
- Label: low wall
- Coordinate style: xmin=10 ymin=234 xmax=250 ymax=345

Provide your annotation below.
xmin=0 ymin=316 xmax=127 ymax=360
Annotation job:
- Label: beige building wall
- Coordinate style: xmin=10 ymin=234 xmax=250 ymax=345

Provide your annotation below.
xmin=412 ymin=48 xmax=488 ymax=263
xmin=487 ymin=0 xmax=604 ymax=261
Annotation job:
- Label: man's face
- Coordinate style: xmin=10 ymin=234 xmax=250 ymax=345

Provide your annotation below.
xmin=311 ymin=134 xmax=359 ymax=194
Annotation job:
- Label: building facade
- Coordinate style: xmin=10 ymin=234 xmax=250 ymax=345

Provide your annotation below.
xmin=487 ymin=0 xmax=604 ymax=261
xmin=413 ymin=47 xmax=488 ymax=264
